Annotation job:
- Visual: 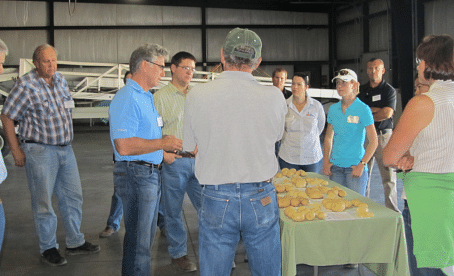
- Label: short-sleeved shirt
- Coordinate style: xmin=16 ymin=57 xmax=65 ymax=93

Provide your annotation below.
xmin=109 ymin=79 xmax=163 ymax=164
xmin=278 ymin=95 xmax=326 ymax=165
xmin=0 ymin=154 xmax=7 ymax=184
xmin=327 ymin=98 xmax=374 ymax=168
xmin=2 ymin=69 xmax=73 ymax=145
xmin=282 ymin=88 xmax=292 ymax=99
xmin=183 ymin=71 xmax=287 ymax=185
xmin=358 ymin=80 xmax=396 ymax=130
xmin=154 ymin=82 xmax=186 ymax=140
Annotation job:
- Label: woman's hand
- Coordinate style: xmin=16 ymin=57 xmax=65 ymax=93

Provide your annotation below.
xmin=351 ymin=163 xmax=365 ymax=178
xmin=323 ymin=161 xmax=333 ymax=176
xmin=396 ymin=152 xmax=414 ymax=172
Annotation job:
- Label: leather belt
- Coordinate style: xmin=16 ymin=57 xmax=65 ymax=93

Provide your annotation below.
xmin=377 ymin=129 xmax=392 ymax=135
xmin=21 ymin=140 xmax=69 ymax=147
xmin=121 ymin=160 xmax=162 ymax=170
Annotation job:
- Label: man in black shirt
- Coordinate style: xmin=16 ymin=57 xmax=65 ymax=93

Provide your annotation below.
xmin=358 ymin=58 xmax=399 ymax=212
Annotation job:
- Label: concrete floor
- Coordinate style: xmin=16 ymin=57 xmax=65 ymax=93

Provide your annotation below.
xmin=0 ymin=126 xmax=404 ymax=276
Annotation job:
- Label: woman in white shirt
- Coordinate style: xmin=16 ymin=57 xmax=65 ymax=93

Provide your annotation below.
xmin=278 ymin=72 xmax=325 ymax=173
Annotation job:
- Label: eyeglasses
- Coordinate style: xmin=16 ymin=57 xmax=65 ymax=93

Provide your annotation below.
xmin=146 ymin=60 xmax=166 ymax=71
xmin=177 ymin=65 xmax=196 ymax=73
xmin=416 ymin=58 xmax=422 ymax=65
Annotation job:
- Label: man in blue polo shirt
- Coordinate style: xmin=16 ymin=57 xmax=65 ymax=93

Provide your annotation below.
xmin=109 ymin=43 xmax=182 ymax=276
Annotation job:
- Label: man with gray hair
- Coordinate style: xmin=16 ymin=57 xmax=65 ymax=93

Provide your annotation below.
xmin=109 ymin=43 xmax=182 ymax=275
xmin=1 ymin=44 xmax=100 ymax=266
xmin=183 ymin=28 xmax=287 ymax=275
xmin=0 ymin=38 xmax=8 ymax=74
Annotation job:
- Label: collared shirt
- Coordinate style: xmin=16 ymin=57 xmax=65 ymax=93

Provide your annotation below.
xmin=327 ymin=98 xmax=374 ymax=167
xmin=109 ymin=79 xmax=163 ymax=164
xmin=154 ymin=82 xmax=187 ymax=140
xmin=183 ymin=71 xmax=287 ymax=185
xmin=2 ymin=69 xmax=73 ymax=145
xmin=358 ymin=80 xmax=396 ymax=131
xmin=0 ymin=154 xmax=6 ymax=184
xmin=278 ymin=94 xmax=325 ymax=165
xmin=282 ymin=88 xmax=292 ymax=99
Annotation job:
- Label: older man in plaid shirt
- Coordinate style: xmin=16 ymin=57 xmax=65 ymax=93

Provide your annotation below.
xmin=0 ymin=44 xmax=100 ymax=267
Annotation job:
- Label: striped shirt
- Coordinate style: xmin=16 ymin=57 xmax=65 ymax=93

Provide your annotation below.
xmin=2 ymin=69 xmax=73 ymax=145
xmin=410 ymin=80 xmax=454 ymax=173
xmin=0 ymin=154 xmax=6 ymax=184
xmin=154 ymin=82 xmax=187 ymax=140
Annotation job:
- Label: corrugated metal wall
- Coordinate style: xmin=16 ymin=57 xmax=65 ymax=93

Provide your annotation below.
xmin=0 ymin=1 xmax=331 ymax=80
xmin=424 ymin=0 xmax=454 ymax=38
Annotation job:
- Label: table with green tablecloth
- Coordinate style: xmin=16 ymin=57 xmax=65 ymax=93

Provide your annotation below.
xmin=279 ymin=172 xmax=409 ymax=276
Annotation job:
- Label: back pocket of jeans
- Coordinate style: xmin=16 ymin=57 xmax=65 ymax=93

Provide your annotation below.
xmin=250 ymin=189 xmax=279 ymax=227
xmin=200 ymin=193 xmax=229 ymax=229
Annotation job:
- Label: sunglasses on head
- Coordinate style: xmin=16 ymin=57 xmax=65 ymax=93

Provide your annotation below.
xmin=335 ymin=70 xmax=350 ymax=76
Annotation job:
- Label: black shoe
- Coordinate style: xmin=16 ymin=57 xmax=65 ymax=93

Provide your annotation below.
xmin=65 ymin=242 xmax=100 ymax=256
xmin=41 ymin=248 xmax=67 ymax=266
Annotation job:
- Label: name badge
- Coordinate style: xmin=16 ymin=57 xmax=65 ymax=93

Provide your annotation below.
xmin=372 ymin=95 xmax=381 ymax=102
xmin=347 ymin=115 xmax=359 ymax=124
xmin=157 ymin=116 xmax=164 ymax=127
xmin=64 ymin=100 xmax=75 ymax=109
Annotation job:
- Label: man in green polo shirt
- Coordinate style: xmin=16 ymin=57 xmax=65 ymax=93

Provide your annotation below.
xmin=154 ymin=51 xmax=200 ymax=272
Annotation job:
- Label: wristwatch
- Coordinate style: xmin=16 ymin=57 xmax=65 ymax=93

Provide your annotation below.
xmin=360 ymin=160 xmax=367 ymax=166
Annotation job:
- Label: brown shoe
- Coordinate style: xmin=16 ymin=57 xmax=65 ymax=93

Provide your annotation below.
xmin=99 ymin=226 xmax=116 ymax=238
xmin=171 ymin=255 xmax=197 ymax=272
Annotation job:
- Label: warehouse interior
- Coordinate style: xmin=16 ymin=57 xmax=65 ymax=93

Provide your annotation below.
xmin=0 ymin=0 xmax=453 ymax=275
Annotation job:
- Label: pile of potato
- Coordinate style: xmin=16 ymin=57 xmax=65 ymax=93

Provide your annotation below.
xmin=274 ymin=169 xmax=374 ymax=221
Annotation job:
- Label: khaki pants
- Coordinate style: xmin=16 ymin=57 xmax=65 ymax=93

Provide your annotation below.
xmin=365 ymin=130 xmax=399 ymax=212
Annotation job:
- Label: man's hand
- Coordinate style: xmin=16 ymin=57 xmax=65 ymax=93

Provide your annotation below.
xmin=161 ymin=135 xmax=183 ymax=152
xmin=191 ymin=146 xmax=198 ymax=157
xmin=11 ymin=147 xmax=26 ymax=167
xmin=163 ymin=151 xmax=181 ymax=164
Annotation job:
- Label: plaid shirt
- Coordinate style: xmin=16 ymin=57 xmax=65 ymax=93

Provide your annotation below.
xmin=2 ymin=69 xmax=73 ymax=145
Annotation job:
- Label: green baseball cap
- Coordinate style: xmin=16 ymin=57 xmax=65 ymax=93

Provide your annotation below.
xmin=223 ymin=28 xmax=262 ymax=60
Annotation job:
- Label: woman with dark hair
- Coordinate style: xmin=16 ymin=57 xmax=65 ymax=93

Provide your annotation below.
xmin=278 ymin=72 xmax=325 ymax=173
xmin=384 ymin=34 xmax=454 ymax=275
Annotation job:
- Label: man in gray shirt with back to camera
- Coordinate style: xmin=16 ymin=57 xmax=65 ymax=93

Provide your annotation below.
xmin=183 ymin=27 xmax=287 ymax=276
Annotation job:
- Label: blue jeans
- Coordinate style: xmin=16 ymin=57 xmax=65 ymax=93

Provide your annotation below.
xmin=161 ymin=157 xmax=201 ymax=259
xmin=106 ymin=177 xmax=165 ymax=231
xmin=403 ymin=200 xmax=445 ymax=276
xmin=106 ymin=182 xmax=123 ymax=231
xmin=329 ymin=165 xmax=368 ymax=196
xmin=22 ymin=143 xmax=85 ymax=253
xmin=278 ymin=157 xmax=322 ymax=174
xmin=114 ymin=161 xmax=160 ymax=276
xmin=0 ymin=203 xmax=4 ymax=252
xmin=198 ymin=182 xmax=281 ymax=276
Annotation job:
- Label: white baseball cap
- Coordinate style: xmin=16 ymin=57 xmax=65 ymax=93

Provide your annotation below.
xmin=332 ymin=69 xmax=358 ymax=83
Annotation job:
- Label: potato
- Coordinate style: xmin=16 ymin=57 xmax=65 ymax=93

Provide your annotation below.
xmin=278 ymin=197 xmax=291 ymax=208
